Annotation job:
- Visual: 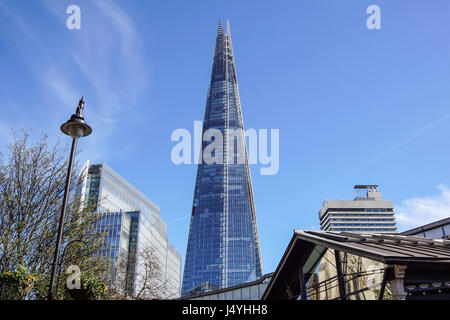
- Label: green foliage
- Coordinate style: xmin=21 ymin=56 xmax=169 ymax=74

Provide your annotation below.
xmin=67 ymin=271 xmax=109 ymax=300
xmin=0 ymin=130 xmax=112 ymax=299
xmin=0 ymin=265 xmax=36 ymax=300
xmin=81 ymin=272 xmax=109 ymax=300
xmin=30 ymin=273 xmax=50 ymax=300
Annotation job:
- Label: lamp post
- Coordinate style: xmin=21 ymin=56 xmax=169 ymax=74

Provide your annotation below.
xmin=48 ymin=97 xmax=92 ymax=300
xmin=54 ymin=239 xmax=89 ymax=295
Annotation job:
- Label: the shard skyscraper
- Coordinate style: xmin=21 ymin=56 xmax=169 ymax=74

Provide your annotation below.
xmin=181 ymin=21 xmax=263 ymax=296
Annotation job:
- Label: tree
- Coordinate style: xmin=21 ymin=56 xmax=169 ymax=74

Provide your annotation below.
xmin=112 ymin=244 xmax=177 ymax=300
xmin=0 ymin=130 xmax=110 ymax=299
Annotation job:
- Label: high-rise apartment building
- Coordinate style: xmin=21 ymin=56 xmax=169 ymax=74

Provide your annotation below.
xmin=77 ymin=161 xmax=182 ymax=298
xmin=319 ymin=185 xmax=398 ymax=233
xmin=182 ymin=22 xmax=263 ymax=296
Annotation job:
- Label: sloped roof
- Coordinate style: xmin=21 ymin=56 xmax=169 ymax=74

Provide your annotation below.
xmin=262 ymin=230 xmax=450 ymax=300
xmin=401 ymin=217 xmax=450 ymax=237
xmin=295 ymin=230 xmax=450 ymax=264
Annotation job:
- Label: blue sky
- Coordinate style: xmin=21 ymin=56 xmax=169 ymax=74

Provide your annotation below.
xmin=1 ymin=0 xmax=450 ymax=274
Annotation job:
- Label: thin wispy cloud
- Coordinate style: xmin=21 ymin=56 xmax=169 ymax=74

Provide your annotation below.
xmin=347 ymin=113 xmax=450 ymax=176
xmin=5 ymin=0 xmax=150 ymax=162
xmin=367 ymin=115 xmax=450 ymax=166
xmin=0 ymin=2 xmax=82 ymax=113
xmin=44 ymin=68 xmax=81 ymax=110
xmin=63 ymin=1 xmax=148 ymax=158
xmin=167 ymin=214 xmax=191 ymax=225
xmin=396 ymin=184 xmax=450 ymax=231
xmin=67 ymin=0 xmax=148 ymax=114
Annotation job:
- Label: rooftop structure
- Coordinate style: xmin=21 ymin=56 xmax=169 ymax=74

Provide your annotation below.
xmin=184 ymin=273 xmax=272 ymax=300
xmin=262 ymin=230 xmax=450 ymax=300
xmin=319 ymin=185 xmax=398 ymax=233
xmin=401 ymin=217 xmax=450 ymax=240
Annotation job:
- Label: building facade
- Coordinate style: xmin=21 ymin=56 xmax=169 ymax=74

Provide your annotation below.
xmin=401 ymin=217 xmax=450 ymax=239
xmin=182 ymin=21 xmax=263 ymax=296
xmin=78 ymin=161 xmax=182 ymax=298
xmin=185 ymin=274 xmax=272 ymax=300
xmin=319 ymin=185 xmax=398 ymax=233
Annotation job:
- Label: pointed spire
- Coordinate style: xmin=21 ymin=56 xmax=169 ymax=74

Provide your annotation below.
xmin=226 ymin=19 xmax=231 ymax=36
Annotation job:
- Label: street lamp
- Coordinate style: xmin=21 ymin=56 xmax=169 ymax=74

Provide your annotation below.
xmin=55 ymin=239 xmax=89 ymax=295
xmin=48 ymin=97 xmax=92 ymax=300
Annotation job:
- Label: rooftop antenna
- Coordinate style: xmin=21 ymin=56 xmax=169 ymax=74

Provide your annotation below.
xmin=354 ymin=185 xmax=379 ymax=200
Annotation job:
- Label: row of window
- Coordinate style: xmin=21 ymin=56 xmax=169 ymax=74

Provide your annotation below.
xmin=329 ymin=218 xmax=395 ymax=222
xmin=320 ymin=213 xmax=395 ymax=226
xmin=329 ymin=228 xmax=397 ymax=232
xmin=365 ymin=208 xmax=391 ymax=212
xmin=326 ymin=213 xmax=394 ymax=217
xmin=328 ymin=223 xmax=397 ymax=227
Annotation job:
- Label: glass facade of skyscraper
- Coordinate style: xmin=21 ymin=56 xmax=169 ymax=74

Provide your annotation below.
xmin=182 ymin=22 xmax=263 ymax=296
xmin=93 ymin=211 xmax=134 ymax=289
xmin=78 ymin=162 xmax=182 ymax=298
xmin=94 ymin=211 xmax=131 ymax=262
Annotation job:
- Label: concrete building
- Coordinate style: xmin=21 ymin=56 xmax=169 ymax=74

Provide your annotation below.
xmin=77 ymin=161 xmax=182 ymax=298
xmin=319 ymin=185 xmax=398 ymax=233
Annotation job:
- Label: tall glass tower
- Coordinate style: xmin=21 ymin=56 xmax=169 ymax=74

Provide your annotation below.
xmin=182 ymin=21 xmax=263 ymax=296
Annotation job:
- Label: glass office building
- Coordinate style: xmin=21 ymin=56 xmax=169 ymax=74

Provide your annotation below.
xmin=182 ymin=21 xmax=263 ymax=296
xmin=78 ymin=162 xmax=182 ymax=298
xmin=93 ymin=211 xmax=134 ymax=289
xmin=94 ymin=211 xmax=132 ymax=263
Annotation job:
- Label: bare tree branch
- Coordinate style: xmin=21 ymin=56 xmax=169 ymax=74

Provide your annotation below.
xmin=0 ymin=129 xmax=111 ymax=299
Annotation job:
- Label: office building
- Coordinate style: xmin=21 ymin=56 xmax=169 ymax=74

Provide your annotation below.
xmin=319 ymin=185 xmax=398 ymax=233
xmin=182 ymin=21 xmax=263 ymax=296
xmin=77 ymin=161 xmax=182 ymax=298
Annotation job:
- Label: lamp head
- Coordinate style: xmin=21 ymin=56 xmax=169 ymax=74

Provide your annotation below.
xmin=61 ymin=97 xmax=92 ymax=139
